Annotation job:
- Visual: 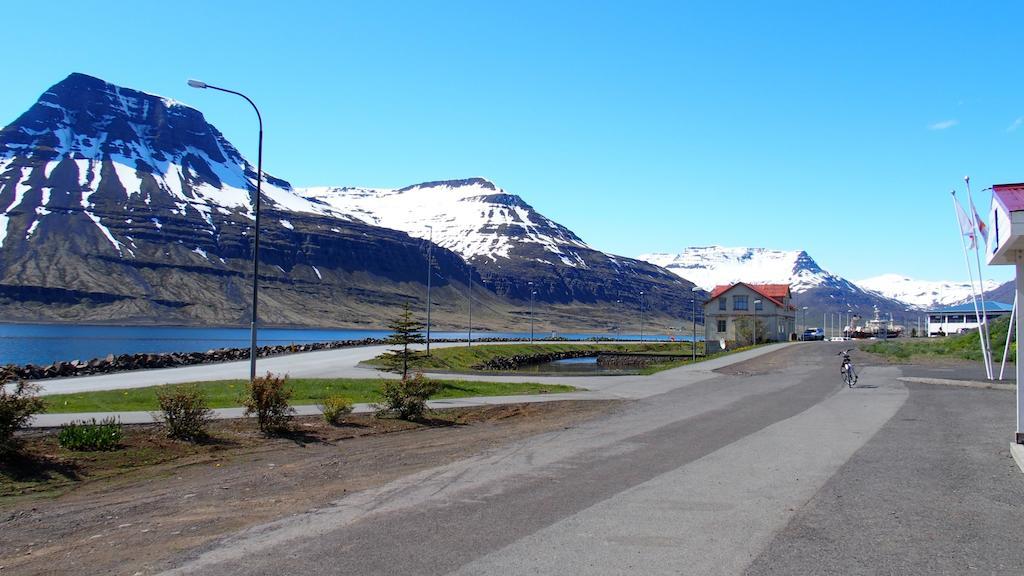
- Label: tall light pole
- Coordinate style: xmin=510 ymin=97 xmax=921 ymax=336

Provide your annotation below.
xmin=801 ymin=306 xmax=808 ymax=339
xmin=467 ymin=270 xmax=473 ymax=347
xmin=528 ymin=281 xmax=535 ymax=343
xmin=615 ymin=299 xmax=622 ymax=340
xmin=425 ymin=225 xmax=433 ymax=356
xmin=691 ymin=286 xmax=700 ymax=362
xmin=188 ymin=79 xmax=263 ymax=384
xmin=753 ymin=299 xmax=762 ymax=345
xmin=639 ymin=290 xmax=645 ymax=343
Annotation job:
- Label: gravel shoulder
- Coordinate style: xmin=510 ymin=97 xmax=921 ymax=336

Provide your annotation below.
xmin=0 ymin=400 xmax=620 ymax=576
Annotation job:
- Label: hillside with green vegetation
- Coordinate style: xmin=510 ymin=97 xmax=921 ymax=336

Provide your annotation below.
xmin=864 ymin=316 xmax=1015 ymax=362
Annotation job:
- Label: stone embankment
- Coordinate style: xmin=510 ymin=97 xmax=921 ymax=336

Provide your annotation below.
xmin=473 ymin=351 xmax=697 ymax=371
xmin=596 ymin=352 xmax=693 ymax=368
xmin=473 ymin=350 xmax=597 ymax=371
xmin=1 ymin=337 xmax=522 ymax=382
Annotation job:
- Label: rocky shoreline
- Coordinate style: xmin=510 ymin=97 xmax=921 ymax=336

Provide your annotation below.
xmin=1 ymin=337 xmax=530 ymax=382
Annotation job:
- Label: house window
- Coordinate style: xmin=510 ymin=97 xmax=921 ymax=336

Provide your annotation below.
xmin=965 ymin=314 xmax=978 ymax=323
xmin=717 ymin=320 xmax=727 ymax=332
xmin=929 ymin=315 xmax=943 ymax=323
xmin=719 ymin=298 xmax=726 ymax=310
xmin=947 ymin=314 xmax=964 ymax=323
xmin=734 ymin=295 xmax=748 ymax=311
xmin=755 ymin=299 xmax=763 ymax=311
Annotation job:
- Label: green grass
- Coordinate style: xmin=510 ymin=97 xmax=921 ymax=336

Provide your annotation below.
xmin=367 ymin=342 xmax=700 ymax=372
xmin=43 ymin=378 xmax=577 ymax=414
xmin=864 ymin=316 xmax=1015 ymax=362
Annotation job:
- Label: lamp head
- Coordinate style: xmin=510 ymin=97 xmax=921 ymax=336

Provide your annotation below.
xmin=187 ymin=79 xmax=208 ymax=89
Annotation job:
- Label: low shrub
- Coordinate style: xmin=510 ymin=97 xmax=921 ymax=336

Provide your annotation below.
xmin=58 ymin=417 xmax=124 ymax=451
xmin=376 ymin=373 xmax=442 ymax=421
xmin=0 ymin=377 xmax=46 ymax=456
xmin=156 ymin=385 xmax=213 ymax=440
xmin=243 ymin=372 xmax=294 ymax=433
xmin=318 ymin=395 xmax=354 ymax=425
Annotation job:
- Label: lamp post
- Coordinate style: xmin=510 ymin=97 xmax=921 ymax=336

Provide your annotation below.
xmin=528 ymin=281 xmax=535 ymax=343
xmin=639 ymin=291 xmax=645 ymax=343
xmin=801 ymin=306 xmax=808 ymax=340
xmin=425 ymin=225 xmax=433 ymax=356
xmin=691 ymin=286 xmax=700 ymax=362
xmin=615 ymin=299 xmax=622 ymax=340
xmin=188 ymin=79 xmax=263 ymax=384
xmin=753 ymin=299 xmax=762 ymax=345
xmin=467 ymin=270 xmax=473 ymax=347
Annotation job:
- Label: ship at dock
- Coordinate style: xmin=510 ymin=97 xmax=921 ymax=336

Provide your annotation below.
xmin=847 ymin=306 xmax=903 ymax=339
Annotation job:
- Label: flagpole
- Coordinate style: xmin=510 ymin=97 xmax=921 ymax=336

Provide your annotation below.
xmin=952 ymin=190 xmax=992 ymax=379
xmin=965 ymin=176 xmax=994 ymax=378
xmin=999 ymin=292 xmax=1017 ymax=381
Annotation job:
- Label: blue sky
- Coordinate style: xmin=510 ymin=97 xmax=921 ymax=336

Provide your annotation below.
xmin=3 ymin=1 xmax=1021 ymax=282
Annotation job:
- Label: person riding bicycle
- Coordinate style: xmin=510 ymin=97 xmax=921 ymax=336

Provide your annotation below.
xmin=838 ymin=348 xmax=857 ymax=386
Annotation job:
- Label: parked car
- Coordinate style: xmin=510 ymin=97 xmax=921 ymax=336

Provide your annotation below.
xmin=801 ymin=328 xmax=825 ymax=341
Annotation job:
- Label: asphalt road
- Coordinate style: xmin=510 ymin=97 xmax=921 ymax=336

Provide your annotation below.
xmin=151 ymin=343 xmax=1023 ymax=575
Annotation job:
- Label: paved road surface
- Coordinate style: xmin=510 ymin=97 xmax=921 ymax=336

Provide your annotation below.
xmin=153 ymin=343 xmax=1023 ymax=575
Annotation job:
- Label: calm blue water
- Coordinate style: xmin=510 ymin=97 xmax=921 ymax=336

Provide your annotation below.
xmin=0 ymin=323 xmax=700 ymax=367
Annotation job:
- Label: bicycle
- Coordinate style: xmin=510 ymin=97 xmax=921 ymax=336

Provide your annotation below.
xmin=838 ymin=348 xmax=857 ymax=387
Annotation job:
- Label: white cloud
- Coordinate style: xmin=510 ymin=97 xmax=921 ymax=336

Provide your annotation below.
xmin=927 ymin=119 xmax=959 ymax=131
xmin=1007 ymin=117 xmax=1024 ymax=132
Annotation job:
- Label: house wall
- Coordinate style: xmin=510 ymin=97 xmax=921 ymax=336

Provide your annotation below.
xmin=703 ymin=285 xmax=796 ymax=344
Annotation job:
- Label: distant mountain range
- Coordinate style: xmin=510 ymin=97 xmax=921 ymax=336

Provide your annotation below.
xmin=637 ymin=246 xmax=914 ymax=324
xmin=856 ymin=274 xmax=1004 ymax=309
xmin=0 ymin=73 xmax=996 ymax=333
xmin=0 ymin=73 xmax=699 ymax=332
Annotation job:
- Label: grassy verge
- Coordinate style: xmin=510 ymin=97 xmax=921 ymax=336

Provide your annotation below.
xmin=367 ymin=342 xmax=699 ymax=372
xmin=864 ymin=316 xmax=1014 ymax=363
xmin=43 ymin=378 xmax=576 ymax=413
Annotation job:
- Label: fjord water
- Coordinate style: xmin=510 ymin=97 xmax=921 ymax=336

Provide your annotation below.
xmin=0 ymin=323 xmax=690 ymax=367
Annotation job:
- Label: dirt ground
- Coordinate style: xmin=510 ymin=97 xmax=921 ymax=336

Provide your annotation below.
xmin=0 ymin=400 xmax=620 ymax=576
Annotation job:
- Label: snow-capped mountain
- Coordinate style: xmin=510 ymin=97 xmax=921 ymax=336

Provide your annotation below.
xmin=639 ymin=246 xmax=913 ymax=322
xmin=856 ymin=274 xmax=1003 ymax=309
xmin=299 ymin=180 xmax=702 ymax=318
xmin=302 ymin=179 xmax=590 ymax=266
xmin=0 ymin=73 xmax=478 ymax=326
xmin=0 ymin=73 xmax=701 ymax=329
xmin=639 ymin=246 xmax=856 ymax=293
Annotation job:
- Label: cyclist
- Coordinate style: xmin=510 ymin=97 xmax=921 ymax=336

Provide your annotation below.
xmin=838 ymin=348 xmax=857 ymax=387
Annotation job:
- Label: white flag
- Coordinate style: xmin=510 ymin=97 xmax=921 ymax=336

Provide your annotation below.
xmin=969 ymin=194 xmax=989 ymax=243
xmin=955 ymin=197 xmax=976 ymax=249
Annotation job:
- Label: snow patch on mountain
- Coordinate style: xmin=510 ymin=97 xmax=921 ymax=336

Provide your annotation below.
xmin=0 ymin=73 xmax=351 ymax=252
xmin=299 ymin=178 xmax=591 ymax=265
xmin=638 ymin=246 xmax=846 ymax=293
xmin=855 ymin=274 xmax=1002 ymax=309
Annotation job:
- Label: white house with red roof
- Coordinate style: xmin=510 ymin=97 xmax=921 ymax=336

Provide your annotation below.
xmin=703 ymin=283 xmax=797 ymax=346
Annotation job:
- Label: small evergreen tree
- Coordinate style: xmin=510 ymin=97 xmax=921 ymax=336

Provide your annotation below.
xmin=380 ymin=303 xmax=427 ymax=379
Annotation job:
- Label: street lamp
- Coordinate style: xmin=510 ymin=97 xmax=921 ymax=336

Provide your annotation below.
xmin=615 ymin=299 xmax=622 ymax=340
xmin=188 ymin=79 xmax=263 ymax=384
xmin=425 ymin=225 xmax=433 ymax=356
xmin=801 ymin=306 xmax=808 ymax=340
xmin=467 ymin=270 xmax=473 ymax=347
xmin=753 ymin=299 xmax=762 ymax=345
xmin=691 ymin=286 xmax=700 ymax=362
xmin=528 ymin=281 xmax=536 ymax=343
xmin=639 ymin=291 xmax=645 ymax=343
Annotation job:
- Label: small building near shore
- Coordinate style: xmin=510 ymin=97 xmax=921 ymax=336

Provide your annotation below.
xmin=925 ymin=301 xmax=1013 ymax=336
xmin=703 ymin=283 xmax=797 ymax=345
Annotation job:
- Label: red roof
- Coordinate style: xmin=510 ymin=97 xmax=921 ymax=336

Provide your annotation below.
xmin=993 ymin=183 xmax=1024 ymax=213
xmin=707 ymin=282 xmax=793 ymax=310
